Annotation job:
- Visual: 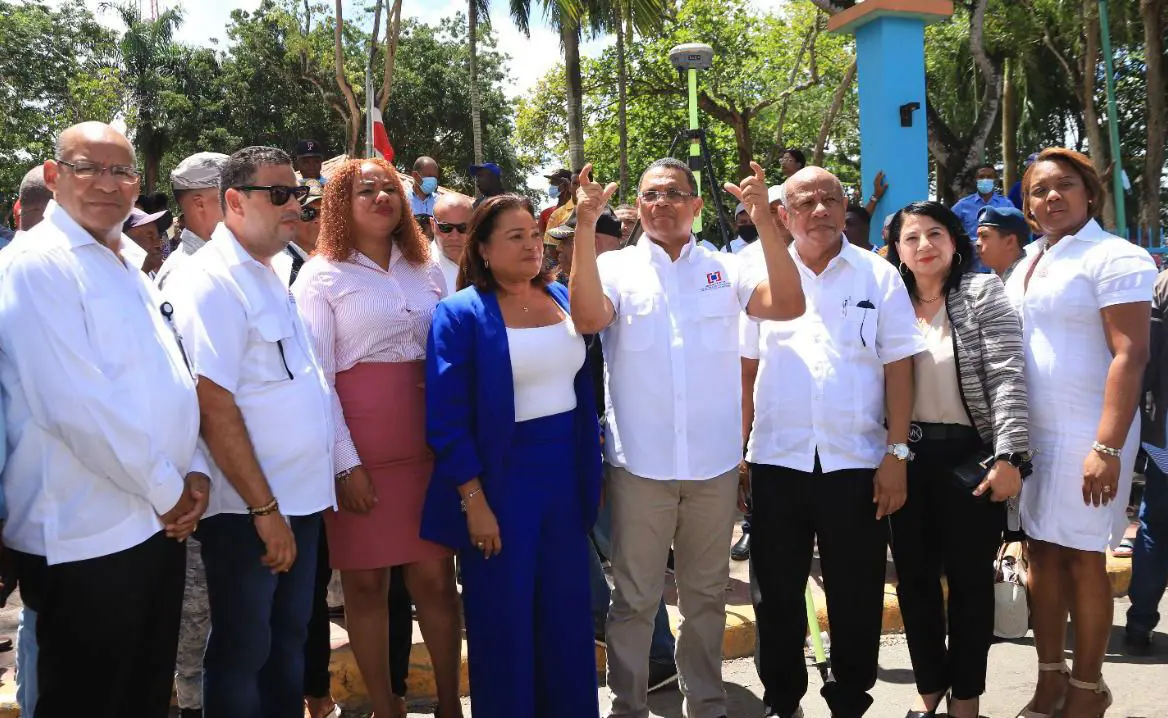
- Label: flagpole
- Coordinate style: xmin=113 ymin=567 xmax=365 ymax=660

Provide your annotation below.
xmin=364 ymin=51 xmax=374 ymax=159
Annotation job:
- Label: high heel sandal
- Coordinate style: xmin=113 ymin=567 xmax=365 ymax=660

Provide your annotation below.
xmin=1016 ymin=661 xmax=1071 ymax=718
xmin=1066 ymin=676 xmax=1113 ymax=718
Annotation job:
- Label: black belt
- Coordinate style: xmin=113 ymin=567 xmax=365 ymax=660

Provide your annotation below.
xmin=908 ymin=422 xmax=979 ymax=444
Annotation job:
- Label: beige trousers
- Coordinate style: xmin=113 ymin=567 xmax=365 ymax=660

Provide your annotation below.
xmin=605 ymin=466 xmax=738 ymax=718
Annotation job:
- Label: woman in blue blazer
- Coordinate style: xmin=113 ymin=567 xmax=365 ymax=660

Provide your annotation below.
xmin=422 ymin=195 xmax=602 ymax=718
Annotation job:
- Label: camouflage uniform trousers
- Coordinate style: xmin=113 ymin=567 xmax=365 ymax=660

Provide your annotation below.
xmin=175 ymin=536 xmax=210 ymax=710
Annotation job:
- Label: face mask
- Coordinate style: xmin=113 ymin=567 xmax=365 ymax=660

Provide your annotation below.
xmin=420 ymin=176 xmax=439 ymax=195
xmin=738 ymin=225 xmax=759 ymax=242
xmin=548 ymin=185 xmax=560 ymax=199
xmin=976 ymin=179 xmax=995 ymax=195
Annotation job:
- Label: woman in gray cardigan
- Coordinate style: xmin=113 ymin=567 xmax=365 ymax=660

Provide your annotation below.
xmin=885 ymin=201 xmax=1031 ymax=718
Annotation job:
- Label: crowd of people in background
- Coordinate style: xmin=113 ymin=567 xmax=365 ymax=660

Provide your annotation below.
xmin=0 ymin=119 xmax=1165 ymax=718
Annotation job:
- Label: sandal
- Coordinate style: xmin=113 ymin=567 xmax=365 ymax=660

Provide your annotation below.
xmin=1016 ymin=661 xmax=1070 ymax=718
xmin=1066 ymin=676 xmax=1113 ymax=718
xmin=1113 ymin=537 xmax=1135 ymax=558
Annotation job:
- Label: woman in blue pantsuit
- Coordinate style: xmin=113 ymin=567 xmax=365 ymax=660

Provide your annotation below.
xmin=422 ymin=194 xmax=602 ymax=718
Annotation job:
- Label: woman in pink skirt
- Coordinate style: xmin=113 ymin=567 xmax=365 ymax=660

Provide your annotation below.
xmin=294 ymin=158 xmax=463 ymax=718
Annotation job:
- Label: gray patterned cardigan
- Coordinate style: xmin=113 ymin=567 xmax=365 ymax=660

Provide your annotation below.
xmin=945 ymin=273 xmax=1030 ymax=456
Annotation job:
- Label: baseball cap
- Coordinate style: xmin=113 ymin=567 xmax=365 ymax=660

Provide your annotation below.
xmin=544 ymin=168 xmax=573 ymax=184
xmin=122 ymin=208 xmax=170 ymax=232
xmin=768 ymin=184 xmax=784 ymax=205
xmin=734 ymin=202 xmax=746 ymax=216
xmin=171 ymin=152 xmax=229 ymax=191
xmin=977 ymin=206 xmax=1031 ymax=242
xmin=302 ymin=183 xmax=324 ymax=206
xmin=547 ymin=206 xmax=622 ymax=241
xmin=296 ymin=139 xmax=324 ymax=158
xmin=469 ymin=162 xmax=502 ymax=178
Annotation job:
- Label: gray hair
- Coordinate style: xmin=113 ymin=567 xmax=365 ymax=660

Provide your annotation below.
xmin=19 ymin=166 xmax=51 ymax=208
xmin=638 ymin=157 xmax=698 ymax=195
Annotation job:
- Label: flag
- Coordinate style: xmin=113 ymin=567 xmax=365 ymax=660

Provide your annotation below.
xmin=371 ymin=108 xmax=395 ymax=163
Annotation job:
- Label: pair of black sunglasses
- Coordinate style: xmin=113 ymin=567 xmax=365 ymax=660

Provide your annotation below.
xmin=301 ymin=205 xmax=320 ymax=222
xmin=435 ymin=221 xmax=468 ymax=234
xmin=235 ymin=185 xmax=311 ymax=206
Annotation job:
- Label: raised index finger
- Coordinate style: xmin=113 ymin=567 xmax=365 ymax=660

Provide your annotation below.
xmin=749 ymin=160 xmax=766 ymax=182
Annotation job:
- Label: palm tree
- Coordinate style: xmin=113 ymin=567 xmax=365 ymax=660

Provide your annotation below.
xmin=468 ymin=0 xmax=489 ymax=166
xmin=104 ymin=0 xmax=185 ymax=191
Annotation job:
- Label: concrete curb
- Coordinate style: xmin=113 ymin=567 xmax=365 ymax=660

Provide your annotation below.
xmin=0 ymin=557 xmax=1133 ymax=714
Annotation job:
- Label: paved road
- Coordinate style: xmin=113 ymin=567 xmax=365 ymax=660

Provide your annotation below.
xmin=399 ymin=592 xmax=1167 ymax=718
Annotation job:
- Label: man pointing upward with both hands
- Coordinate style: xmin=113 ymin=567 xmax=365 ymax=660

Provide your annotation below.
xmin=570 ymin=158 xmax=803 ymax=718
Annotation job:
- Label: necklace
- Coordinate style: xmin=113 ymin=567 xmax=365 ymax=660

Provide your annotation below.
xmin=918 ymin=293 xmax=942 ymax=304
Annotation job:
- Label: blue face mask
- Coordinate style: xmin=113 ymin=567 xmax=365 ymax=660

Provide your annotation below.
xmin=420 ymin=176 xmax=439 ymax=195
xmin=548 ymin=185 xmax=560 ymax=199
xmin=976 ymin=179 xmax=995 ymax=195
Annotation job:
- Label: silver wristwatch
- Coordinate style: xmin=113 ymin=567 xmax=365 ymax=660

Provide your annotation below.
xmin=887 ymin=443 xmax=914 ymax=462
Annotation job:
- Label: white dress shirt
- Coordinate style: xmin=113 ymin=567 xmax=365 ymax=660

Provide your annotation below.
xmin=155 ymin=228 xmax=208 ymax=289
xmin=162 ymin=224 xmax=336 ymax=518
xmin=430 ymin=239 xmax=458 ymax=297
xmin=598 ymin=234 xmax=763 ymax=480
xmin=743 ymin=236 xmax=925 ymax=473
xmin=0 ymin=201 xmax=206 ymax=564
xmin=271 ymin=242 xmax=311 ymax=288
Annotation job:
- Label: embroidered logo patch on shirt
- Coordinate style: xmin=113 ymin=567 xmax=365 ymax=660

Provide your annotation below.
xmin=703 ymin=271 xmax=730 ymax=291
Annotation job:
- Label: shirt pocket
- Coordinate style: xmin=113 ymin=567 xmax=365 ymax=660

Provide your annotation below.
xmin=246 ymin=313 xmax=296 ymax=384
xmin=84 ymin=297 xmax=136 ymax=376
xmin=618 ymin=293 xmax=656 ymax=351
xmin=699 ymin=298 xmax=740 ymax=352
xmin=841 ymin=306 xmax=878 ymax=354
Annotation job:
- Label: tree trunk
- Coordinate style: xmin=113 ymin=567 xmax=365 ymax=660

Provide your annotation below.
xmin=468 ymin=0 xmax=484 ymax=166
xmin=1141 ymin=0 xmax=1165 ymax=232
xmin=1081 ymin=0 xmax=1115 ymax=227
xmin=813 ymin=59 xmax=856 ymax=166
xmin=334 ymin=0 xmax=361 ymax=157
xmin=563 ymin=20 xmax=585 ymax=172
xmin=379 ymin=0 xmax=403 ymax=114
xmin=616 ymin=7 xmax=629 ymax=202
xmin=1002 ymin=56 xmax=1017 ymax=192
xmin=947 ymin=0 xmax=1003 ymax=199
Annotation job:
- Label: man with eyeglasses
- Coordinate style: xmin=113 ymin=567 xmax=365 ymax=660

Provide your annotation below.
xmin=570 ymin=158 xmax=805 ymax=718
xmin=430 ymin=192 xmax=473 ymax=295
xmin=0 ymin=121 xmax=210 ymax=718
xmin=161 ymin=146 xmax=335 ymax=717
xmin=156 ymin=152 xmax=229 ymax=289
xmin=273 ymin=184 xmax=322 ymax=288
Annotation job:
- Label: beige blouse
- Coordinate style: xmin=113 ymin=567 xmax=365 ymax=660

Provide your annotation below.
xmin=912 ymin=308 xmax=971 ymax=426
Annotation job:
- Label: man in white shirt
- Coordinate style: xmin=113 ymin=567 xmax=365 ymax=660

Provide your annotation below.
xmin=273 ymin=184 xmax=321 ymax=288
xmin=0 ymin=122 xmax=210 ymax=718
xmin=162 ymin=146 xmax=336 ymax=716
xmin=745 ymin=167 xmax=924 ymax=718
xmin=571 ymin=158 xmax=805 ymax=718
xmin=430 ymin=192 xmax=472 ymax=295
xmin=725 ymin=202 xmax=758 ymax=254
xmin=156 ymin=152 xmax=229 ymax=289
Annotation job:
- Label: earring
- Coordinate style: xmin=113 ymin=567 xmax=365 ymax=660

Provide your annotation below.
xmin=899 ymin=262 xmax=909 ymax=275
xmin=954 ymin=253 xmax=964 ymax=266
xmin=484 ymin=259 xmax=490 ymax=269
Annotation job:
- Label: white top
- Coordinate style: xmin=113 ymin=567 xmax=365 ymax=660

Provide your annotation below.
xmin=155 ymin=228 xmax=208 ymax=289
xmin=598 ymin=234 xmax=763 ymax=480
xmin=0 ymin=201 xmax=207 ymax=564
xmin=119 ymin=238 xmax=151 ymax=275
xmin=506 ymin=318 xmax=585 ymax=422
xmin=741 ymin=236 xmax=926 ymax=472
xmin=430 ymin=239 xmax=459 ymax=297
xmin=911 ymin=309 xmax=970 ymax=426
xmin=725 ymin=236 xmax=752 ymax=254
xmin=162 ymin=224 xmax=336 ymax=518
xmin=1006 ymin=220 xmax=1156 ymax=551
xmin=272 ymin=242 xmax=311 ymax=288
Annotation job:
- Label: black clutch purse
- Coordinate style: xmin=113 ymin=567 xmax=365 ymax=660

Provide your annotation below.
xmin=952 ymin=450 xmax=1033 ymax=501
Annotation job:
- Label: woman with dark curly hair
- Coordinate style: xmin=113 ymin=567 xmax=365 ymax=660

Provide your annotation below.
xmin=885 ymin=201 xmax=1030 ymax=718
xmin=292 ymin=158 xmax=463 ymax=718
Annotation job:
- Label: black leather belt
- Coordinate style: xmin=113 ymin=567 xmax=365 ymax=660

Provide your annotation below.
xmin=908 ymin=422 xmax=979 ymax=444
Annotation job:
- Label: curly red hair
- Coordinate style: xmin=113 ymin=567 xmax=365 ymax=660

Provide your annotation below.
xmin=316 ymin=158 xmax=430 ymax=265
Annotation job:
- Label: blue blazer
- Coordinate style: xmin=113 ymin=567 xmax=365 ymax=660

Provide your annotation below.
xmin=421 ymin=282 xmax=602 ymax=550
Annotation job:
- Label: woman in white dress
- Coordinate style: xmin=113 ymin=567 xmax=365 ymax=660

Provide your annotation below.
xmin=1006 ymin=148 xmax=1156 ymax=718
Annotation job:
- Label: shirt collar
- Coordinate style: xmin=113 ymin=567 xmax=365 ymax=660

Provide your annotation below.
xmin=1066 ymin=218 xmax=1108 ymax=243
xmin=42 ymin=200 xmax=116 ymax=251
xmin=790 ymin=234 xmax=861 ymax=275
xmin=211 ymin=223 xmax=268 ymax=269
xmin=287 ymin=243 xmax=310 ymax=261
xmin=637 ymin=233 xmax=697 ymax=264
xmin=180 ymin=227 xmax=208 ymax=252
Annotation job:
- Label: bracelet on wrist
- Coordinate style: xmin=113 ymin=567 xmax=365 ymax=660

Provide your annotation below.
xmin=1092 ymin=441 xmax=1122 ymax=459
xmin=248 ymin=498 xmax=279 ymax=517
xmin=460 ymin=487 xmax=483 ymax=513
xmin=335 ymin=467 xmax=356 ymax=484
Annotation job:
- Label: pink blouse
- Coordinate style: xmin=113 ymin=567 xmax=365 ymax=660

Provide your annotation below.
xmin=293 ymin=249 xmax=447 ymax=472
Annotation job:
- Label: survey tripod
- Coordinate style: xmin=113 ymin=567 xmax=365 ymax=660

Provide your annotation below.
xmin=664 ymin=126 xmax=735 ymax=252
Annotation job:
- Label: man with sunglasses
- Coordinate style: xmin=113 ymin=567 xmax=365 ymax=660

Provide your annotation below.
xmin=156 ymin=152 xmax=229 ymax=290
xmin=430 ymin=192 xmax=473 ymax=295
xmin=273 ymin=184 xmax=322 ymax=288
xmin=162 ymin=146 xmax=335 ymax=717
xmin=0 ymin=122 xmax=210 ymax=718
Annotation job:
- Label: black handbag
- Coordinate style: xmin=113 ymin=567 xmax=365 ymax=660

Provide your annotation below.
xmin=952 ymin=449 xmax=1033 ymax=500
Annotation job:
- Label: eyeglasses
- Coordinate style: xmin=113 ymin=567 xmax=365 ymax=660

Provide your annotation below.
xmin=414 ymin=213 xmax=433 ymax=224
xmin=57 ymin=160 xmax=140 ymax=183
xmin=435 ymin=221 xmax=469 ymax=234
xmin=234 ymin=185 xmax=310 ymax=206
xmin=639 ymin=189 xmax=697 ymax=204
xmin=300 ymin=205 xmax=320 ymax=222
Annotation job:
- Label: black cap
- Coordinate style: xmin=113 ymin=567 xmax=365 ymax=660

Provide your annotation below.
xmin=296 ymin=139 xmax=324 ymax=158
xmin=548 ymin=206 xmax=622 ymax=240
xmin=544 ymin=168 xmax=573 ymax=184
xmin=977 ymin=206 xmax=1031 ymax=242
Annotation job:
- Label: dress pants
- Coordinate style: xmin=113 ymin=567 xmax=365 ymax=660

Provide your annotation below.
xmin=750 ymin=461 xmax=887 ymax=718
xmin=1128 ymin=460 xmax=1168 ymax=635
xmin=12 ymin=530 xmax=185 ymax=718
xmin=460 ymin=411 xmax=598 ymax=718
xmin=199 ymin=512 xmax=321 ymax=718
xmin=606 ymin=467 xmax=738 ymax=718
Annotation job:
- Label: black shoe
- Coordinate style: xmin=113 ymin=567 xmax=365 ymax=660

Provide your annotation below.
xmin=1125 ymin=628 xmax=1153 ymax=655
xmin=647 ymin=661 xmax=678 ymax=693
xmin=904 ymin=711 xmax=938 ymax=718
xmin=731 ymin=532 xmax=751 ymax=561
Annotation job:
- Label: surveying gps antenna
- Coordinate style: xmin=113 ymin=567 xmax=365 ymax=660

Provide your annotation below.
xmin=666 ymin=43 xmax=734 ymax=250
